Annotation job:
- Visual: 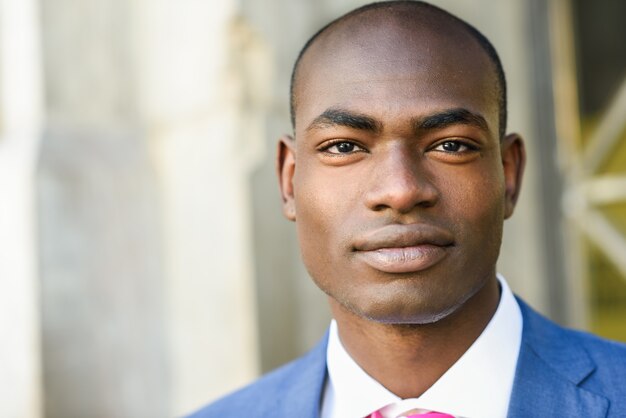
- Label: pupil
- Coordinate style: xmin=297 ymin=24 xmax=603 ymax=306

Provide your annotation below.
xmin=443 ymin=142 xmax=460 ymax=151
xmin=337 ymin=142 xmax=354 ymax=153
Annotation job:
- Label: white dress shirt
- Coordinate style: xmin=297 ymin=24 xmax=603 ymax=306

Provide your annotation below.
xmin=320 ymin=275 xmax=523 ymax=418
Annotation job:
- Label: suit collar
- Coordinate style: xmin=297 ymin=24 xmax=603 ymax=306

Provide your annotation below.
xmin=507 ymin=298 xmax=608 ymax=417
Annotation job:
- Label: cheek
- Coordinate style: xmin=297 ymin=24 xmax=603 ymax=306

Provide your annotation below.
xmin=463 ymin=175 xmax=506 ymax=257
xmin=293 ymin=162 xmax=362 ymax=239
xmin=293 ymin=170 xmax=345 ymax=273
xmin=439 ymin=165 xmax=506 ymax=240
xmin=295 ymin=177 xmax=333 ymax=235
xmin=469 ymin=180 xmax=505 ymax=222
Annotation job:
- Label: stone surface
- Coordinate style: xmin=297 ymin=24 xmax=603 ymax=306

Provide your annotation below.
xmin=0 ymin=0 xmax=43 ymax=416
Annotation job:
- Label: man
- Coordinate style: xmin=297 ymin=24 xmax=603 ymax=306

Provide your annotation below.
xmin=189 ymin=1 xmax=626 ymax=417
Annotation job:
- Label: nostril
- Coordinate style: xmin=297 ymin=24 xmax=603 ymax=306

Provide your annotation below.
xmin=417 ymin=200 xmax=436 ymax=208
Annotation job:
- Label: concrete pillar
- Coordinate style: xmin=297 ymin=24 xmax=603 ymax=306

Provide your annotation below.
xmin=37 ymin=1 xmax=169 ymax=417
xmin=38 ymin=0 xmax=262 ymax=416
xmin=132 ymin=0 xmax=262 ymax=413
xmin=0 ymin=0 xmax=43 ymax=417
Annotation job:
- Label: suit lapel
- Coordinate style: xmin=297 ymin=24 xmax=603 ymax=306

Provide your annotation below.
xmin=273 ymin=331 xmax=329 ymax=418
xmin=507 ymin=300 xmax=609 ymax=417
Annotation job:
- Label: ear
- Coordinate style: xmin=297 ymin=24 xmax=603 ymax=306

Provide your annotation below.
xmin=501 ymin=133 xmax=526 ymax=219
xmin=276 ymin=134 xmax=296 ymax=221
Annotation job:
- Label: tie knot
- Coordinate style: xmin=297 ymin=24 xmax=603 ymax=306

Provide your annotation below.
xmin=369 ymin=409 xmax=455 ymax=418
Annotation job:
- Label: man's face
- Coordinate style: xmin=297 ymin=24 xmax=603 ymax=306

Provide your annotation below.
xmin=279 ymin=21 xmax=524 ymax=324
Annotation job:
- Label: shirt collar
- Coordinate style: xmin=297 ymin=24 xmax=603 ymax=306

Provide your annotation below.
xmin=323 ymin=275 xmax=523 ymax=418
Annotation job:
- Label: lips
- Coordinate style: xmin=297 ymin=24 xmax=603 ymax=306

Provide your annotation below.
xmin=352 ymin=224 xmax=454 ymax=273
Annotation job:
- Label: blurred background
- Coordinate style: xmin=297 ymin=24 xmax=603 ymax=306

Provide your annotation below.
xmin=1 ymin=0 xmax=624 ymax=417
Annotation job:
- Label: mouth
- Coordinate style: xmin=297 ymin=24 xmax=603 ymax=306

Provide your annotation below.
xmin=352 ymin=224 xmax=454 ymax=274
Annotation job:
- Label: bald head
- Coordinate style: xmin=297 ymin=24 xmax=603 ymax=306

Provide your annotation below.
xmin=290 ymin=0 xmax=507 ymax=138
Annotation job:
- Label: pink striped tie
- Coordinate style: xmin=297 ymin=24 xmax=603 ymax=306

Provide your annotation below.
xmin=369 ymin=411 xmax=454 ymax=418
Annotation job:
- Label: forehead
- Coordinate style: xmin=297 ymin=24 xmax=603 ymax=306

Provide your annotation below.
xmin=294 ymin=14 xmax=498 ymax=132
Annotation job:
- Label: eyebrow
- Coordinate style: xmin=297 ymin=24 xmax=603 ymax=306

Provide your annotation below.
xmin=305 ymin=107 xmax=489 ymax=135
xmin=306 ymin=108 xmax=382 ymax=134
xmin=414 ymin=108 xmax=489 ymax=132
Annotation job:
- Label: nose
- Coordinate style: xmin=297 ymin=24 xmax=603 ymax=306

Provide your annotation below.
xmin=364 ymin=145 xmax=439 ymax=214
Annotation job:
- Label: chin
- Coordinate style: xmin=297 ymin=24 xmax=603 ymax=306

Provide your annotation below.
xmin=335 ymin=290 xmax=466 ymax=326
xmin=365 ymin=303 xmax=463 ymax=325
xmin=342 ymin=279 xmax=487 ymax=326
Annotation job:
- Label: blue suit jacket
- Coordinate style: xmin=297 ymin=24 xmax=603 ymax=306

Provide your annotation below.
xmin=188 ymin=299 xmax=626 ymax=417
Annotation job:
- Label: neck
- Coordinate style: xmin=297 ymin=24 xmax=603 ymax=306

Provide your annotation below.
xmin=330 ymin=277 xmax=500 ymax=399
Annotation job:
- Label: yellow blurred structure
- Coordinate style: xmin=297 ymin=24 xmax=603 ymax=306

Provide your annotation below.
xmin=551 ymin=0 xmax=626 ymax=342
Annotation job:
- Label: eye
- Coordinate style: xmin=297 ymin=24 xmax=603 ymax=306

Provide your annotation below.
xmin=320 ymin=140 xmax=366 ymax=155
xmin=433 ymin=140 xmax=475 ymax=153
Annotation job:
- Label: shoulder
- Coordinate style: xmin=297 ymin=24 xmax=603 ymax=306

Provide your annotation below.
xmin=184 ymin=361 xmax=300 ymax=418
xmin=518 ymin=296 xmax=626 ymax=361
xmin=517 ymin=297 xmax=626 ymax=396
xmin=184 ymin=332 xmax=328 ymax=418
xmin=561 ymin=322 xmax=626 ymax=391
